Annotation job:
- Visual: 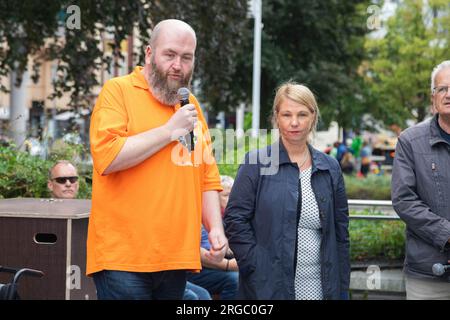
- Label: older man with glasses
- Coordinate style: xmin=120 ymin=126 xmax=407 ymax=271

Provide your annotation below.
xmin=392 ymin=60 xmax=450 ymax=300
xmin=47 ymin=160 xmax=79 ymax=199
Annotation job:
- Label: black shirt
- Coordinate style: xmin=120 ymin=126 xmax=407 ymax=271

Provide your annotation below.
xmin=437 ymin=115 xmax=450 ymax=145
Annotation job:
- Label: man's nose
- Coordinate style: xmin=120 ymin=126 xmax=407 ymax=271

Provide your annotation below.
xmin=172 ymin=57 xmax=182 ymax=70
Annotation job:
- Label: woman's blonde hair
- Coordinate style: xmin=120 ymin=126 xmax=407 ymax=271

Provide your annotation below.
xmin=271 ymin=81 xmax=320 ymax=139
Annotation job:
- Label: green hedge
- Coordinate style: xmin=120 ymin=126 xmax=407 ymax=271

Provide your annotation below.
xmin=0 ymin=144 xmax=92 ymax=199
xmin=350 ymin=210 xmax=405 ymax=262
xmin=344 ymin=175 xmax=391 ymax=200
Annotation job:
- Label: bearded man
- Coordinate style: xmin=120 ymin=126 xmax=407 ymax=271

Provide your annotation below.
xmin=87 ymin=19 xmax=227 ymax=300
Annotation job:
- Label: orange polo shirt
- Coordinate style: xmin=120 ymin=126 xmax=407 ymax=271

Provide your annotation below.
xmin=87 ymin=66 xmax=222 ymax=275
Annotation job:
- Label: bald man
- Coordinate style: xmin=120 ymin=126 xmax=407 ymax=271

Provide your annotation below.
xmin=47 ymin=160 xmax=79 ymax=199
xmin=88 ymin=19 xmax=228 ymax=300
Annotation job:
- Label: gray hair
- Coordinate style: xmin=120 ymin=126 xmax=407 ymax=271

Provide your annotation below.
xmin=220 ymin=175 xmax=234 ymax=189
xmin=431 ymin=60 xmax=450 ymax=93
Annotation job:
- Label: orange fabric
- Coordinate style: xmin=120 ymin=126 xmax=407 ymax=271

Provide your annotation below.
xmin=87 ymin=66 xmax=222 ymax=275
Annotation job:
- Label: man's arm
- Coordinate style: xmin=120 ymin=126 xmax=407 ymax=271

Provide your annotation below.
xmin=202 ymin=191 xmax=228 ymax=263
xmin=103 ymin=104 xmax=197 ymax=175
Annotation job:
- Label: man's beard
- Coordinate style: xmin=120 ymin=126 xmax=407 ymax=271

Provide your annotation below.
xmin=148 ymin=57 xmax=193 ymax=106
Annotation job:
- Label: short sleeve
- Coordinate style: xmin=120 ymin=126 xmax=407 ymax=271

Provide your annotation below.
xmin=89 ymin=80 xmax=128 ymax=175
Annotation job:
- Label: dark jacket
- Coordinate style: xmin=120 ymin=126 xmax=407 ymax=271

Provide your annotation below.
xmin=224 ymin=140 xmax=350 ymax=300
xmin=392 ymin=115 xmax=450 ymax=281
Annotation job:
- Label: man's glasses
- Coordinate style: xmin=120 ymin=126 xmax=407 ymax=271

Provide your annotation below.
xmin=433 ymin=85 xmax=450 ymax=95
xmin=52 ymin=176 xmax=79 ymax=184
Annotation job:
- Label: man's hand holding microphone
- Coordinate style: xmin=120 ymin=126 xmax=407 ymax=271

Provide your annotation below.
xmin=163 ymin=88 xmax=197 ymax=149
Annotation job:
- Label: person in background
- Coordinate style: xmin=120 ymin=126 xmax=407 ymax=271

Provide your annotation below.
xmin=47 ymin=160 xmax=79 ymax=199
xmin=340 ymin=152 xmax=355 ymax=175
xmin=330 ymin=141 xmax=339 ymax=159
xmin=183 ymin=281 xmax=212 ymax=300
xmin=219 ymin=175 xmax=234 ymax=217
xmin=392 ymin=60 xmax=450 ymax=299
xmin=187 ymin=175 xmax=239 ymax=300
xmin=224 ymin=81 xmax=350 ymax=300
xmin=336 ymin=141 xmax=347 ymax=164
xmin=350 ymin=130 xmax=363 ymax=174
xmin=359 ymin=140 xmax=372 ymax=177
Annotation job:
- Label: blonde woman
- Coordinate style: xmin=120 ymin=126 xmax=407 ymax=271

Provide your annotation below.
xmin=224 ymin=81 xmax=350 ymax=300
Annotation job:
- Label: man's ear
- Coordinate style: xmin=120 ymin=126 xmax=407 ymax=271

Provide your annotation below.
xmin=145 ymin=45 xmax=152 ymax=65
xmin=430 ymin=93 xmax=436 ymax=114
xmin=47 ymin=180 xmax=54 ymax=193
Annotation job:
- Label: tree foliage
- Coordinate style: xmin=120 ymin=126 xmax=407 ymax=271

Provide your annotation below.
xmin=228 ymin=0 xmax=369 ymax=129
xmin=364 ymin=0 xmax=450 ymax=126
xmin=0 ymin=143 xmax=91 ymax=199
xmin=0 ymin=0 xmax=249 ymax=112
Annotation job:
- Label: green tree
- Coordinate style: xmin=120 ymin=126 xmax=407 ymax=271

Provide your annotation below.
xmin=227 ymin=0 xmax=369 ymax=130
xmin=364 ymin=0 xmax=450 ymax=127
xmin=0 ymin=0 xmax=249 ymax=111
xmin=147 ymin=1 xmax=250 ymax=111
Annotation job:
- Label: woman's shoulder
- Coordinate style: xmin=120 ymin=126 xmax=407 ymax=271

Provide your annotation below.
xmin=310 ymin=146 xmax=341 ymax=171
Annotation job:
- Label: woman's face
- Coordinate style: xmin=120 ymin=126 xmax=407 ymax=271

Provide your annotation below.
xmin=276 ymin=98 xmax=314 ymax=145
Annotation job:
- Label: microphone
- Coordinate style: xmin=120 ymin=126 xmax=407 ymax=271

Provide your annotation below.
xmin=432 ymin=263 xmax=450 ymax=276
xmin=177 ymin=87 xmax=195 ymax=151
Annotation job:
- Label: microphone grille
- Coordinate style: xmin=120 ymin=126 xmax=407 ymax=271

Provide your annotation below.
xmin=177 ymin=87 xmax=190 ymax=100
xmin=432 ymin=263 xmax=445 ymax=276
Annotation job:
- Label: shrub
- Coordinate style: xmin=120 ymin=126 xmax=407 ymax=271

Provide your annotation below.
xmin=349 ymin=210 xmax=405 ymax=262
xmin=48 ymin=138 xmax=86 ymax=164
xmin=344 ymin=175 xmax=391 ymax=200
xmin=0 ymin=144 xmax=52 ymax=198
xmin=0 ymin=144 xmax=92 ymax=199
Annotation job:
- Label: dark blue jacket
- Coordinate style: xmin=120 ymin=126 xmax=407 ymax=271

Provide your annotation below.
xmin=224 ymin=140 xmax=350 ymax=300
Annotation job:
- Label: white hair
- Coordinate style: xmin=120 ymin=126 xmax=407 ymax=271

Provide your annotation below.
xmin=220 ymin=175 xmax=234 ymax=189
xmin=431 ymin=60 xmax=450 ymax=93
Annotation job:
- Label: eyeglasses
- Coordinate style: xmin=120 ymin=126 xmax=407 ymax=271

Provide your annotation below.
xmin=433 ymin=85 xmax=450 ymax=95
xmin=52 ymin=176 xmax=79 ymax=184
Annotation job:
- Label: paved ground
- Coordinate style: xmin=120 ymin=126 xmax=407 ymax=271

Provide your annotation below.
xmin=350 ymin=268 xmax=406 ymax=300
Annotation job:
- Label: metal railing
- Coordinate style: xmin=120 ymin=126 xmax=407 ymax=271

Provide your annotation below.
xmin=348 ymin=199 xmax=400 ymax=220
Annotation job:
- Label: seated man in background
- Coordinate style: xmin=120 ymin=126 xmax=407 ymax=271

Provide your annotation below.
xmin=187 ymin=175 xmax=239 ymax=300
xmin=183 ymin=281 xmax=212 ymax=300
xmin=47 ymin=160 xmax=79 ymax=199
